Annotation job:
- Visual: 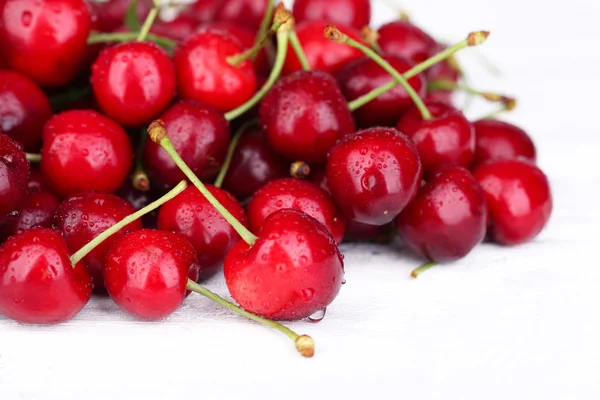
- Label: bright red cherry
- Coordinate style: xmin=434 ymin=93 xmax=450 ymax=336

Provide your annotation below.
xmin=91 ymin=42 xmax=176 ymax=128
xmin=225 ymin=209 xmax=344 ymax=320
xmin=212 ymin=0 xmax=268 ymax=30
xmin=259 ymin=70 xmax=355 ymax=165
xmin=396 ymin=100 xmax=475 ymax=177
xmin=40 ymin=110 xmax=133 ymax=198
xmin=0 ymin=132 xmax=28 ymax=219
xmin=293 ymin=0 xmax=370 ymax=30
xmin=395 ymin=166 xmax=487 ymax=262
xmin=473 ymin=158 xmax=552 ymax=246
xmin=95 ymin=0 xmax=151 ymax=32
xmin=0 ymin=69 xmax=52 ymax=152
xmin=53 ymin=192 xmax=142 ymax=289
xmin=143 ymin=100 xmax=230 ymax=191
xmin=284 ymin=20 xmax=364 ymax=75
xmin=326 ymin=127 xmax=422 ymax=225
xmin=472 ymin=119 xmax=536 ymax=167
xmin=0 ymin=0 xmax=92 ymax=87
xmin=104 ymin=229 xmax=201 ymax=321
xmin=335 ymin=54 xmax=426 ymax=127
xmin=0 ymin=189 xmax=59 ymax=241
xmin=174 ymin=29 xmax=257 ymax=113
xmin=157 ymin=185 xmax=247 ymax=280
xmin=0 ymin=227 xmax=92 ymax=324
xmin=377 ymin=20 xmax=437 ymax=64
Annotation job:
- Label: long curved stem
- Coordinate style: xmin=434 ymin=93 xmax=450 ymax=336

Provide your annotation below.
xmin=137 ymin=0 xmax=160 ymax=41
xmin=253 ymin=0 xmax=275 ymax=62
xmin=214 ymin=119 xmax=257 ymax=188
xmin=410 ymin=261 xmax=437 ymax=278
xmin=87 ymin=32 xmax=176 ymax=50
xmin=289 ymin=30 xmax=310 ymax=71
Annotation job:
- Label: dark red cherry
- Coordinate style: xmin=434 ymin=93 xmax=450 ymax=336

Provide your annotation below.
xmin=283 ymin=20 xmax=364 ymax=75
xmin=426 ymin=44 xmax=461 ymax=83
xmin=174 ymin=29 xmax=257 ymax=113
xmin=0 ymin=132 xmax=28 ymax=219
xmin=221 ymin=128 xmax=288 ymax=201
xmin=225 ymin=209 xmax=344 ymax=320
xmin=0 ymin=70 xmax=52 ymax=152
xmin=91 ymin=42 xmax=176 ymax=128
xmin=190 ymin=0 xmax=221 ymax=23
xmin=95 ymin=0 xmax=151 ymax=32
xmin=395 ymin=166 xmax=487 ymax=262
xmin=143 ymin=100 xmax=230 ymax=191
xmin=335 ymin=54 xmax=426 ymax=127
xmin=116 ymin=178 xmax=159 ymax=228
xmin=259 ymin=70 xmax=355 ymax=165
xmin=377 ymin=20 xmax=437 ymax=64
xmin=104 ymin=229 xmax=201 ymax=321
xmin=0 ymin=189 xmax=59 ymax=241
xmin=472 ymin=119 xmax=536 ymax=167
xmin=0 ymin=0 xmax=92 ymax=87
xmin=0 ymin=227 xmax=92 ymax=324
xmin=53 ymin=192 xmax=142 ymax=289
xmin=40 ymin=110 xmax=133 ymax=198
xmin=293 ymin=0 xmax=371 ymax=30
xmin=27 ymin=167 xmax=47 ymax=192
xmin=343 ymin=220 xmax=394 ymax=243
xmin=396 ymin=100 xmax=475 ymax=177
xmin=212 ymin=0 xmax=268 ymax=30
xmin=151 ymin=11 xmax=201 ymax=42
xmin=473 ymin=158 xmax=552 ymax=246
xmin=326 ymin=127 xmax=422 ymax=225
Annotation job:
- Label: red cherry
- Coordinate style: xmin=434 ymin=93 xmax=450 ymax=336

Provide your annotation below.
xmin=174 ymin=29 xmax=257 ymax=113
xmin=95 ymin=0 xmax=151 ymax=32
xmin=472 ymin=119 xmax=536 ymax=167
xmin=150 ymin=11 xmax=201 ymax=42
xmin=190 ymin=0 xmax=220 ymax=23
xmin=396 ymin=100 xmax=475 ymax=177
xmin=0 ymin=227 xmax=92 ymax=324
xmin=0 ymin=0 xmax=92 ymax=87
xmin=377 ymin=20 xmax=438 ymax=64
xmin=343 ymin=219 xmax=394 ymax=243
xmin=259 ymin=70 xmax=355 ymax=165
xmin=212 ymin=0 xmax=268 ymax=30
xmin=0 ymin=132 xmax=29 ymax=219
xmin=293 ymin=0 xmax=370 ymax=30
xmin=326 ymin=127 xmax=422 ymax=225
xmin=103 ymin=229 xmax=201 ymax=321
xmin=53 ymin=192 xmax=142 ymax=289
xmin=247 ymin=178 xmax=346 ymax=243
xmin=0 ymin=69 xmax=52 ymax=152
xmin=27 ymin=166 xmax=48 ymax=192
xmin=395 ymin=166 xmax=487 ymax=262
xmin=40 ymin=110 xmax=133 ymax=198
xmin=284 ymin=20 xmax=364 ymax=74
xmin=157 ymin=185 xmax=247 ymax=280
xmin=91 ymin=42 xmax=176 ymax=128
xmin=225 ymin=209 xmax=344 ymax=320
xmin=473 ymin=158 xmax=552 ymax=246
xmin=0 ymin=189 xmax=59 ymax=241
xmin=143 ymin=100 xmax=230 ymax=191
xmin=335 ymin=54 xmax=426 ymax=127
xmin=116 ymin=178 xmax=159 ymax=228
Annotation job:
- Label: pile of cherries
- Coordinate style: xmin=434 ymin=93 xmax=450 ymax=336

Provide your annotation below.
xmin=0 ymin=0 xmax=552 ymax=357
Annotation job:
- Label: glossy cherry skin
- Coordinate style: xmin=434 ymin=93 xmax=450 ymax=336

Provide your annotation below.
xmin=326 ymin=127 xmax=422 ymax=226
xmin=104 ymin=229 xmax=201 ymax=321
xmin=335 ymin=54 xmax=426 ymax=128
xmin=143 ymin=100 xmax=230 ymax=191
xmin=473 ymin=158 xmax=552 ymax=246
xmin=53 ymin=192 xmax=142 ymax=289
xmin=472 ymin=119 xmax=537 ymax=167
xmin=91 ymin=42 xmax=176 ymax=128
xmin=0 ymin=70 xmax=52 ymax=152
xmin=259 ymin=70 xmax=355 ymax=165
xmin=174 ymin=29 xmax=257 ymax=113
xmin=95 ymin=0 xmax=150 ymax=32
xmin=397 ymin=101 xmax=475 ymax=177
xmin=0 ymin=228 xmax=92 ymax=324
xmin=157 ymin=185 xmax=247 ymax=280
xmin=284 ymin=20 xmax=364 ymax=75
xmin=0 ymin=0 xmax=92 ymax=87
xmin=0 ymin=189 xmax=59 ymax=242
xmin=293 ymin=0 xmax=370 ymax=30
xmin=395 ymin=166 xmax=487 ymax=262
xmin=377 ymin=21 xmax=437 ymax=64
xmin=40 ymin=110 xmax=133 ymax=198
xmin=0 ymin=132 xmax=28 ymax=219
xmin=225 ymin=209 xmax=344 ymax=321
xmin=212 ymin=0 xmax=268 ymax=30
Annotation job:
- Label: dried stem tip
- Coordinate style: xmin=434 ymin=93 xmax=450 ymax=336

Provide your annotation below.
xmin=147 ymin=119 xmax=167 ymax=143
xmin=295 ymin=335 xmax=315 ymax=357
xmin=274 ymin=3 xmax=293 ymax=31
xmin=324 ymin=25 xmax=346 ymax=44
xmin=360 ymin=26 xmax=380 ymax=44
xmin=503 ymin=97 xmax=517 ymax=110
xmin=132 ymin=171 xmax=151 ymax=192
xmin=467 ymin=31 xmax=490 ymax=46
xmin=290 ymin=161 xmax=311 ymax=179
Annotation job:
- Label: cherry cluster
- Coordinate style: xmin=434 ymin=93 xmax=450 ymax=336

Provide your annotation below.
xmin=0 ymin=0 xmax=552 ymax=357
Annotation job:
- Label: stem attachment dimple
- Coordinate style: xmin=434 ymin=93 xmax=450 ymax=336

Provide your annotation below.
xmin=410 ymin=261 xmax=437 ymax=278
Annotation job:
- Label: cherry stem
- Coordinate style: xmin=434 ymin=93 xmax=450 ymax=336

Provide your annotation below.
xmin=290 ymin=161 xmax=311 ymax=179
xmin=289 ymin=30 xmax=310 ymax=71
xmin=186 ymin=280 xmax=315 ymax=357
xmin=347 ymin=31 xmax=490 ymax=112
xmin=132 ymin=129 xmax=150 ymax=192
xmin=87 ymin=32 xmax=176 ymax=50
xmin=428 ymin=79 xmax=513 ymax=105
xmin=479 ymin=97 xmax=518 ymax=120
xmin=360 ymin=26 xmax=382 ymax=53
xmin=136 ymin=0 xmax=160 ymax=42
xmin=69 ymin=180 xmax=187 ymax=266
xmin=253 ymin=0 xmax=275 ymax=61
xmin=410 ymin=261 xmax=437 ymax=278
xmin=147 ymin=120 xmax=258 ymax=245
xmin=213 ymin=119 xmax=258 ymax=188
xmin=25 ymin=153 xmax=41 ymax=163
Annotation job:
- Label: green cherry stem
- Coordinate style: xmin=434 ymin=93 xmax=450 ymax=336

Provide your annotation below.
xmin=26 ymin=153 xmax=41 ymax=163
xmin=410 ymin=261 xmax=437 ymax=278
xmin=253 ymin=0 xmax=275 ymax=61
xmin=479 ymin=97 xmax=518 ymax=120
xmin=185 ymin=280 xmax=315 ymax=357
xmin=213 ymin=119 xmax=258 ymax=188
xmin=325 ymin=24 xmax=432 ymax=120
xmin=87 ymin=32 xmax=176 ymax=50
xmin=147 ymin=120 xmax=258 ymax=245
xmin=289 ymin=30 xmax=310 ymax=71
xmin=360 ymin=26 xmax=382 ymax=53
xmin=69 ymin=180 xmax=188 ymax=266
xmin=136 ymin=0 xmax=160 ymax=42
xmin=347 ymin=31 xmax=490 ymax=112
xmin=428 ymin=79 xmax=513 ymax=104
